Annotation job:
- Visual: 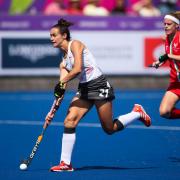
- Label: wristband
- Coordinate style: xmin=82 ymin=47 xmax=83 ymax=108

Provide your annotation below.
xmin=159 ymin=54 xmax=168 ymax=63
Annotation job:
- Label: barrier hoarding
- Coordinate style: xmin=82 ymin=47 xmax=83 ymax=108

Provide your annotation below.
xmin=0 ymin=15 xmax=169 ymax=76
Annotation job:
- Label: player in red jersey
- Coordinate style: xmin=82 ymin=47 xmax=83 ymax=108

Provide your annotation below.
xmin=152 ymin=11 xmax=180 ymax=119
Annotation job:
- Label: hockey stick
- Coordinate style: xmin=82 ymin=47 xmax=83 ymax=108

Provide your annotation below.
xmin=19 ymin=97 xmax=62 ymax=170
xmin=148 ymin=63 xmax=160 ymax=69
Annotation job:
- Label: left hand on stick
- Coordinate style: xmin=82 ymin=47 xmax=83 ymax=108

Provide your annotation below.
xmin=54 ymin=81 xmax=65 ymax=98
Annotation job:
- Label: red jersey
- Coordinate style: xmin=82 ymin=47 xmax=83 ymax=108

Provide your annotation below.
xmin=165 ymin=31 xmax=180 ymax=83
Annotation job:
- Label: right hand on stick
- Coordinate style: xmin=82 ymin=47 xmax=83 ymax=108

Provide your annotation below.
xmin=149 ymin=54 xmax=169 ymax=69
xmin=45 ymin=111 xmax=55 ymax=126
xmin=150 ymin=61 xmax=161 ymax=69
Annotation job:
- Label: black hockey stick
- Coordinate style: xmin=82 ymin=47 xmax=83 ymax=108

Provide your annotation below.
xmin=148 ymin=63 xmax=160 ymax=69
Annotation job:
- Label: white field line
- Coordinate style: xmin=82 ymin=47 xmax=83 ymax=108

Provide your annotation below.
xmin=0 ymin=92 xmax=164 ymax=101
xmin=0 ymin=120 xmax=180 ymax=131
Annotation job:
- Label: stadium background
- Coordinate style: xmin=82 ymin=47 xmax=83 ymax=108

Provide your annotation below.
xmin=1 ymin=0 xmax=180 ymax=91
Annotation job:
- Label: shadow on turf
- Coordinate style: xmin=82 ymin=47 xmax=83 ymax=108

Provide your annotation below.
xmin=75 ymin=166 xmax=156 ymax=171
xmin=169 ymin=157 xmax=180 ymax=163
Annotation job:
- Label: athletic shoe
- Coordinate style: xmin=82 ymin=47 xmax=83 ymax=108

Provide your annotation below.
xmin=50 ymin=161 xmax=74 ymax=172
xmin=132 ymin=104 xmax=151 ymax=127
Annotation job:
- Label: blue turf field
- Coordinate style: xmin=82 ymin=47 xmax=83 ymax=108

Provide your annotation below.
xmin=0 ymin=90 xmax=180 ymax=180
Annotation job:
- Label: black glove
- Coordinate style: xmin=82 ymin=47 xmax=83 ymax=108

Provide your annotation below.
xmin=54 ymin=81 xmax=65 ymax=98
xmin=159 ymin=54 xmax=169 ymax=63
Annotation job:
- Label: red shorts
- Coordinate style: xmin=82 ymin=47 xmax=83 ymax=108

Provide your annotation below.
xmin=167 ymin=82 xmax=180 ymax=98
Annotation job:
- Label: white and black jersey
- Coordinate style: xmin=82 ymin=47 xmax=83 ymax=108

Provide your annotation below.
xmin=62 ymin=40 xmax=103 ymax=83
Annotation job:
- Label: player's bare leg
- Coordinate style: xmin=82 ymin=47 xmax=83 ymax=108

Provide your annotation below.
xmin=159 ymin=91 xmax=180 ymax=119
xmin=95 ymin=100 xmax=151 ymax=135
xmin=95 ymin=100 xmax=116 ymax=134
xmin=50 ymin=97 xmax=93 ymax=172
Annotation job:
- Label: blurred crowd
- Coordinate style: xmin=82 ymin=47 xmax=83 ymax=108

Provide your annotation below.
xmin=0 ymin=0 xmax=180 ymax=16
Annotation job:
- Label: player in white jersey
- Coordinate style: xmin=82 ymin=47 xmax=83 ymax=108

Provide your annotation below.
xmin=63 ymin=40 xmax=102 ymax=83
xmin=45 ymin=18 xmax=151 ymax=172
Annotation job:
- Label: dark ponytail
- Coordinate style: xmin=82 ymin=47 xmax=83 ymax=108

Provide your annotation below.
xmin=53 ymin=18 xmax=74 ymax=41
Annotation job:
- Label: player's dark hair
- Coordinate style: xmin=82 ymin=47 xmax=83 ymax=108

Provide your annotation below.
xmin=52 ymin=18 xmax=74 ymax=41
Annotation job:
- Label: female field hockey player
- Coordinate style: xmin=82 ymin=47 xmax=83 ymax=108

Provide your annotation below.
xmin=45 ymin=18 xmax=151 ymax=172
xmin=152 ymin=11 xmax=180 ymax=119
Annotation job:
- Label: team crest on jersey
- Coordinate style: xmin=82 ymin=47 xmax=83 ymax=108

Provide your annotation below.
xmin=174 ymin=43 xmax=178 ymax=48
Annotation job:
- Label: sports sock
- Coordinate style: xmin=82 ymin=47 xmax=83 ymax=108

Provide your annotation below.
xmin=60 ymin=133 xmax=76 ymax=165
xmin=116 ymin=112 xmax=140 ymax=127
xmin=169 ymin=108 xmax=180 ymax=119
